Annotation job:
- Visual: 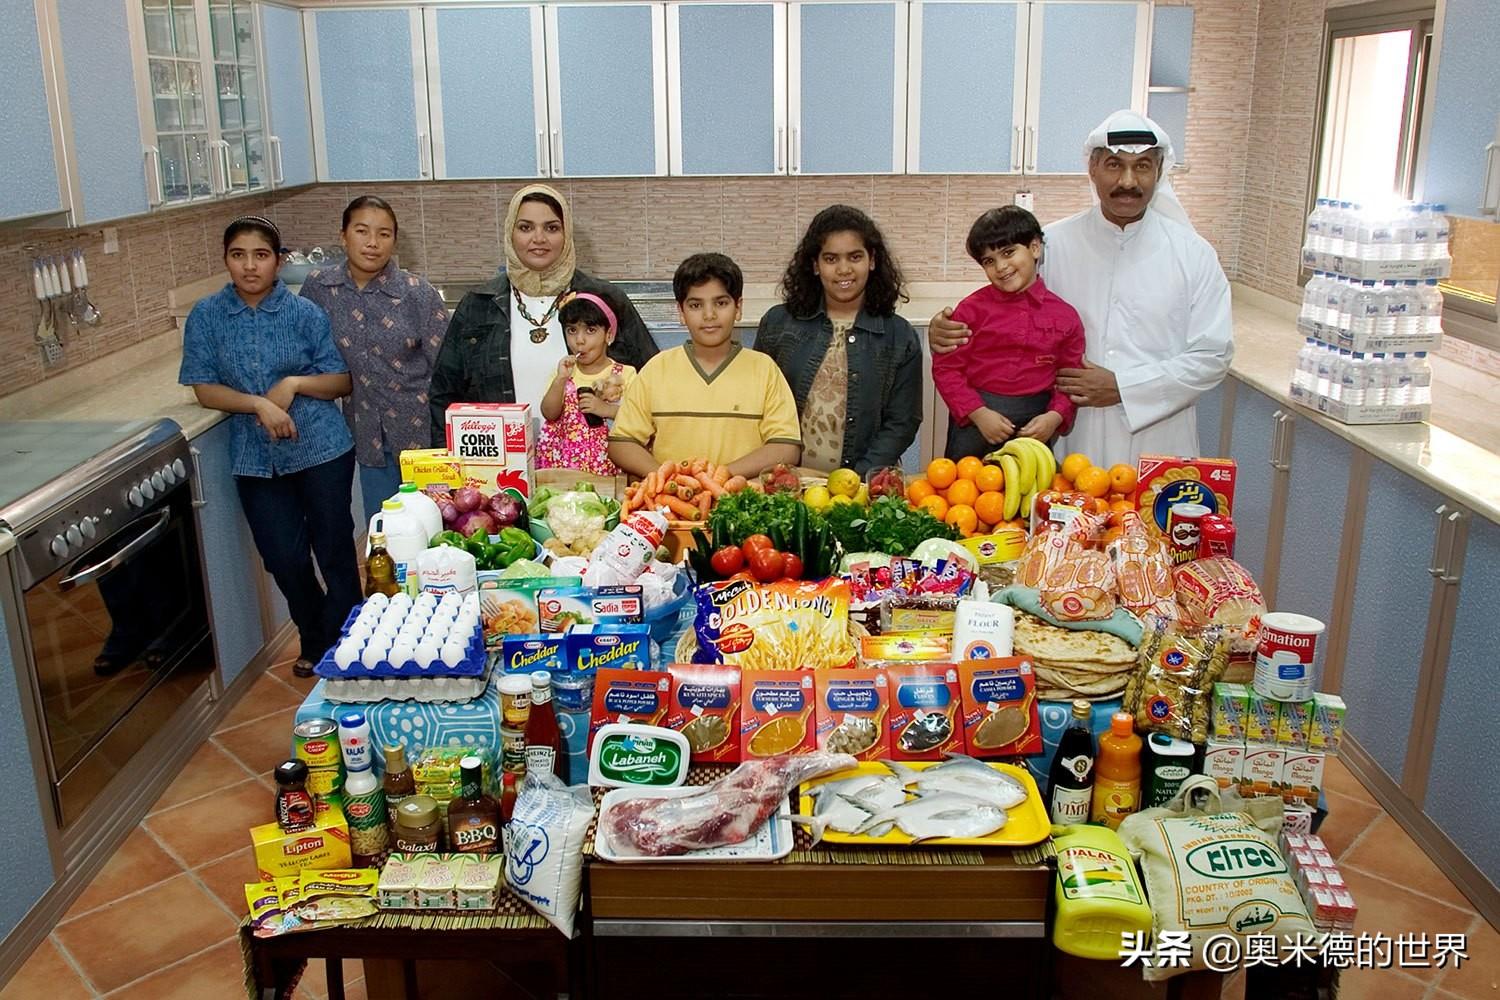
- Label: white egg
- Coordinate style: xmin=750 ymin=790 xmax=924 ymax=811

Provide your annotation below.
xmin=397 ymin=622 xmax=425 ymax=642
xmin=373 ymin=622 xmax=401 ymax=641
xmin=463 ymin=593 xmax=480 ymax=612
xmin=380 ymin=606 xmax=405 ymax=624
xmin=413 ymin=640 xmax=441 ymax=669
xmin=390 ymin=591 xmax=412 ymax=606
xmin=356 ymin=604 xmax=381 ymax=623
xmin=365 ymin=593 xmax=388 ymax=608
xmin=416 ymin=591 xmax=438 ymax=608
xmin=441 ymin=641 xmax=467 ymax=666
xmin=424 ymin=621 xmax=451 ymax=643
xmin=360 ymin=642 xmax=389 ymax=669
xmin=440 ymin=592 xmax=461 ymax=610
xmin=346 ymin=621 xmax=373 ymax=641
xmin=333 ymin=639 xmax=361 ymax=670
xmin=388 ymin=639 xmax=417 ymax=668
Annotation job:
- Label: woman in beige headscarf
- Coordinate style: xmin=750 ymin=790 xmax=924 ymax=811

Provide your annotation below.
xmin=428 ymin=184 xmax=658 ymax=443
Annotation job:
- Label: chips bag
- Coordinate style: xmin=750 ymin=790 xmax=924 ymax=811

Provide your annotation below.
xmin=692 ymin=578 xmax=855 ymax=670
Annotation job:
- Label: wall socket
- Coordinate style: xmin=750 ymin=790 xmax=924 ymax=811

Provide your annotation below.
xmin=1014 ymin=191 xmax=1034 ymax=211
xmin=102 ymin=227 xmax=119 ymax=254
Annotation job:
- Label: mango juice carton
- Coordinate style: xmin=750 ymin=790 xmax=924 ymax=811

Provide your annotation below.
xmin=741 ymin=670 xmax=817 ymax=759
xmin=500 ymin=633 xmax=566 ymax=674
xmin=589 ymin=667 xmax=670 ymax=748
xmin=1311 ymin=693 xmax=1347 ymax=753
xmin=1241 ymin=744 xmax=1285 ymax=799
xmin=398 ymin=448 xmax=466 ymax=495
xmin=958 ymin=658 xmax=1041 ymax=757
xmin=664 ymin=663 xmax=741 ymax=764
xmin=813 ymin=668 xmax=889 ymax=761
xmin=250 ymin=813 xmax=352 ymax=880
xmin=1244 ymin=688 xmax=1282 ymax=745
xmin=1211 ymin=682 xmax=1249 ymax=742
xmin=567 ymin=624 xmax=651 ymax=675
xmin=1133 ymin=455 xmax=1237 ymax=534
xmin=1202 ymin=738 xmax=1245 ymax=792
xmin=1281 ymin=750 xmax=1325 ymax=808
xmin=884 ymin=663 xmax=965 ymax=761
xmin=1277 ymin=698 xmax=1314 ymax=749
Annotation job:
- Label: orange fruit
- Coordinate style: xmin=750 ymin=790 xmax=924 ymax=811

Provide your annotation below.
xmin=1051 ymin=473 xmax=1071 ymax=492
xmin=1060 ymin=453 xmax=1093 ymax=484
xmin=907 ymin=478 xmax=935 ymax=505
xmin=976 ymin=520 xmax=994 ymax=535
xmin=926 ymin=458 xmax=957 ymax=490
xmin=1107 ymin=498 xmax=1135 ymax=526
xmin=1075 ymin=466 xmax=1111 ymax=498
xmin=955 ymin=456 xmax=984 ymax=482
xmin=1109 ymin=464 xmax=1139 ymax=495
xmin=975 ymin=464 xmax=1005 ymax=493
xmin=974 ymin=491 xmax=1007 ymax=526
xmin=946 ymin=504 xmax=978 ymax=536
xmin=918 ymin=494 xmax=949 ymax=520
xmin=946 ymin=478 xmax=979 ymax=508
xmin=1091 ymin=497 xmax=1111 ymax=515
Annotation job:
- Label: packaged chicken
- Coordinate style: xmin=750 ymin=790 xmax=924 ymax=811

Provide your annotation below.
xmin=1109 ymin=511 xmax=1178 ymax=618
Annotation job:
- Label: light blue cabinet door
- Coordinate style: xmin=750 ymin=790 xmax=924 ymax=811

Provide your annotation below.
xmin=796 ymin=3 xmax=899 ymax=174
xmin=1424 ymin=514 xmax=1500 ymax=884
xmin=0 ymin=0 xmax=64 ymax=220
xmin=0 ymin=604 xmax=58 ymax=939
xmin=1030 ymin=2 xmax=1140 ymax=174
xmin=912 ymin=2 xmax=1023 ymax=174
xmin=1197 ymin=382 xmax=1224 ymax=458
xmin=1340 ymin=459 xmax=1445 ymax=784
xmin=56 ymin=0 xmax=151 ymax=222
xmin=1147 ymin=4 xmax=1192 ymax=164
xmin=550 ymin=5 xmax=662 ymax=176
xmin=192 ymin=422 xmax=266 ymax=688
xmin=1223 ymin=383 xmax=1279 ymax=584
xmin=674 ymin=4 xmax=777 ymax=175
xmin=260 ymin=3 xmax=315 ymax=188
xmin=1277 ymin=418 xmax=1353 ymax=633
xmin=1421 ymin=0 xmax=1500 ymax=216
xmin=431 ymin=6 xmax=543 ymax=179
xmin=312 ymin=9 xmax=422 ymax=181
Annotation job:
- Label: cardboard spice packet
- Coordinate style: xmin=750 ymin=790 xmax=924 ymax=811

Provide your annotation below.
xmin=814 ymin=669 xmax=890 ymax=761
xmin=884 ymin=663 xmax=965 ymax=761
xmin=589 ymin=667 xmax=671 ymax=749
xmin=664 ymin=663 xmax=741 ymax=763
xmin=958 ymin=658 xmax=1042 ymax=757
xmin=740 ymin=670 xmax=817 ymax=759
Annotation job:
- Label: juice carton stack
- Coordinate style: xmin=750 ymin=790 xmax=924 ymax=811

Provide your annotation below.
xmin=1280 ymin=832 xmax=1358 ymax=933
xmin=1203 ymin=684 xmax=1345 ymax=825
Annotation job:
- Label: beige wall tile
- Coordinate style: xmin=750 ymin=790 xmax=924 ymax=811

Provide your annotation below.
xmin=570 ymin=178 xmax=650 ymax=279
xmin=871 ymin=175 xmax=949 ymax=281
xmin=420 ymin=181 xmax=502 ymax=282
xmin=645 ymin=177 xmax=724 ymax=276
xmin=722 ymin=177 xmax=799 ymax=283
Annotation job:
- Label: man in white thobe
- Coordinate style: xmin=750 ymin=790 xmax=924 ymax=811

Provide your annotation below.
xmin=929 ymin=111 xmax=1234 ymax=466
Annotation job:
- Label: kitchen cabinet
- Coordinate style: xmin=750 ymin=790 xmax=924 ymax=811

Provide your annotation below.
xmin=308 ymin=7 xmax=430 ymax=181
xmin=190 ymin=420 xmax=267 ymax=688
xmin=1419 ymin=0 xmax=1500 ymax=216
xmin=1223 ymin=383 xmax=1282 ymax=587
xmin=258 ymin=2 xmax=314 ymax=188
xmin=906 ymin=2 xmax=1026 ymax=174
xmin=790 ymin=2 xmax=906 ymax=175
xmin=668 ymin=2 xmax=783 ymax=176
xmin=1146 ymin=3 xmax=1192 ymax=166
xmin=0 ymin=0 xmax=66 ymax=221
xmin=544 ymin=3 xmax=667 ymax=177
xmin=1197 ymin=381 xmax=1224 ymax=457
xmin=1276 ymin=416 xmax=1354 ymax=635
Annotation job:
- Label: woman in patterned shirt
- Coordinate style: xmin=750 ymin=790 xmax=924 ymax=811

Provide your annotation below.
xmin=301 ymin=196 xmax=449 ymax=524
xmin=754 ymin=205 xmax=923 ymax=475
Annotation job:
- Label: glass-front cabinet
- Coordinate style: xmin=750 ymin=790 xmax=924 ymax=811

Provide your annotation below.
xmin=137 ymin=0 xmax=268 ymax=205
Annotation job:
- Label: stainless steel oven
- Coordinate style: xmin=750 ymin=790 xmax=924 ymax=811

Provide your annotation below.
xmin=1 ymin=419 xmax=214 ymax=834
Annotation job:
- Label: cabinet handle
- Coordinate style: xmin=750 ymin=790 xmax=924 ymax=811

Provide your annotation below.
xmin=775 ymin=126 xmax=784 ymax=172
xmin=1438 ymin=509 xmax=1465 ymax=584
xmin=792 ymin=127 xmax=801 ymax=174
xmin=1268 ymin=411 xmax=1285 ymax=470
xmin=1012 ymin=126 xmax=1022 ymax=172
xmin=144 ymin=147 xmax=164 ymax=206
xmin=551 ymin=129 xmax=562 ymax=176
xmin=1427 ymin=503 xmax=1451 ymax=577
xmin=418 ymin=132 xmax=430 ymax=178
xmin=189 ymin=446 xmax=208 ymax=509
xmin=1026 ymin=125 xmax=1037 ymax=172
xmin=1483 ymin=143 xmax=1500 ymax=216
xmin=536 ymin=129 xmax=546 ymax=175
xmin=217 ymin=140 xmax=233 ymax=195
xmin=269 ymin=136 xmax=283 ymax=186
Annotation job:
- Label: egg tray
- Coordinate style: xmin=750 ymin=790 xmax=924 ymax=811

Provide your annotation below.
xmin=313 ymin=602 xmax=487 ymax=680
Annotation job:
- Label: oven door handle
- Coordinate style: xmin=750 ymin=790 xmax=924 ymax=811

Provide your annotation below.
xmin=58 ymin=509 xmax=171 ymax=591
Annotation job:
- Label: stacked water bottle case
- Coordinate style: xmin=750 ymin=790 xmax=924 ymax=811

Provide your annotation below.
xmin=1292 ymin=200 xmax=1448 ymax=425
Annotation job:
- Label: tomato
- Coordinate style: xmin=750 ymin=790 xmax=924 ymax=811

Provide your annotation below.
xmin=742 ymin=533 xmax=775 ymax=555
xmin=709 ymin=545 xmax=745 ymax=577
xmin=747 ymin=547 xmax=785 ymax=582
xmin=781 ymin=553 xmax=804 ymax=580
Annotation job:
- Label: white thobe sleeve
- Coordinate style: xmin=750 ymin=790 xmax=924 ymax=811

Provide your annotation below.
xmin=1113 ymin=247 xmax=1235 ymax=433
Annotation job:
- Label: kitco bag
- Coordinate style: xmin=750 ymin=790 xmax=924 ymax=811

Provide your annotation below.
xmin=504 ymin=772 xmax=594 ymax=937
xmin=1117 ymin=775 xmax=1313 ymax=981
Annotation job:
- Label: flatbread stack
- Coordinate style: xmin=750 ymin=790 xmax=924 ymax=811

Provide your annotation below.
xmin=1014 ymin=611 xmax=1138 ymax=701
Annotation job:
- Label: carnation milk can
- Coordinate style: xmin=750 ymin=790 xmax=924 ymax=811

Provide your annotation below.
xmin=1253 ymin=612 xmax=1326 ymax=702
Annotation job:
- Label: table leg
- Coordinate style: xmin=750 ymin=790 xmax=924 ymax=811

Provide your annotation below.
xmin=326 ymin=957 xmax=345 ymax=1000
xmin=403 ymin=959 xmax=419 ymax=999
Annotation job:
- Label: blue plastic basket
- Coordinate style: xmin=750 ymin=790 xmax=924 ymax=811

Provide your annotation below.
xmin=643 ymin=574 xmax=691 ymax=645
xmin=314 ymin=598 xmax=487 ymax=679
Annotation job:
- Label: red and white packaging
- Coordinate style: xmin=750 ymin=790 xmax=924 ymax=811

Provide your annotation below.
xmin=445 ymin=403 xmax=535 ymax=501
xmin=1332 ymin=889 xmax=1358 ymax=931
xmin=1252 ymin=612 xmax=1326 ymax=702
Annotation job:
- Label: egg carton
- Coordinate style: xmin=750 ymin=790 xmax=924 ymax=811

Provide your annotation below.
xmin=320 ymin=659 xmax=495 ymax=704
xmin=314 ymin=596 xmax=488 ymax=679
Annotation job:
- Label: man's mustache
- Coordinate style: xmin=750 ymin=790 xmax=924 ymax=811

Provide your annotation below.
xmin=1110 ymin=188 xmax=1145 ymax=198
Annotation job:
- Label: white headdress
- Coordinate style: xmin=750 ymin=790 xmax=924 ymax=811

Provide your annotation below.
xmin=1083 ymin=110 xmax=1192 ymax=229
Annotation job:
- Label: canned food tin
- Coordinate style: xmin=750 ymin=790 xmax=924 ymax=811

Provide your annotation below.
xmin=500 ymin=727 xmax=528 ymax=774
xmin=1253 ymin=612 xmax=1325 ymax=702
xmin=1198 ymin=513 xmax=1237 ymax=559
xmin=294 ymin=719 xmax=342 ymax=769
xmin=1165 ymin=503 xmax=1211 ymax=566
xmin=306 ymin=765 xmax=344 ymax=798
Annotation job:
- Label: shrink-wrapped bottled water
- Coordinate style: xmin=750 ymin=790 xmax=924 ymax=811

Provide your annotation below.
xmin=1419 ymin=279 xmax=1444 ymax=336
xmin=1411 ymin=352 xmax=1432 ymax=405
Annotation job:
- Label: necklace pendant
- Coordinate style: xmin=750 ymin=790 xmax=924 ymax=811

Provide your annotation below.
xmin=530 ymin=326 xmax=549 ymax=344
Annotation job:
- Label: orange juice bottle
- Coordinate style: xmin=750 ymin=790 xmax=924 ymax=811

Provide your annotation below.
xmin=1090 ymin=712 xmax=1142 ymax=829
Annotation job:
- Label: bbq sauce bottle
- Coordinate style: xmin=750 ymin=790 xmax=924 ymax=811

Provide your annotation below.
xmin=1047 ymin=700 xmax=1096 ymax=827
xmin=447 ymin=757 xmax=501 ymax=854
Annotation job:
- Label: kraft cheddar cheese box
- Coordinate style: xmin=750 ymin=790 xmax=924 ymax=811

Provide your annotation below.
xmin=1311 ymin=693 xmax=1346 ymax=753
xmin=958 ymin=658 xmax=1041 ymax=757
xmin=884 ymin=663 xmax=965 ymax=761
xmin=250 ymin=813 xmax=352 ymax=880
xmin=1241 ymin=744 xmax=1285 ymax=799
xmin=664 ymin=663 xmax=741 ymax=764
xmin=1202 ymin=738 xmax=1245 ymax=792
xmin=500 ymin=634 xmax=565 ymax=675
xmin=589 ymin=667 xmax=670 ymax=749
xmin=813 ymin=669 xmax=889 ymax=761
xmin=567 ymin=624 xmax=651 ymax=675
xmin=741 ymin=670 xmax=818 ymax=759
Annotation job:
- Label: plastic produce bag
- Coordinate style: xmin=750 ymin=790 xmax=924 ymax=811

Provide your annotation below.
xmin=504 ymin=772 xmax=595 ymax=937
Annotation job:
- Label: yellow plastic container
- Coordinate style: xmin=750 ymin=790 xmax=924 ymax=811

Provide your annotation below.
xmin=1051 ymin=823 xmax=1154 ymax=960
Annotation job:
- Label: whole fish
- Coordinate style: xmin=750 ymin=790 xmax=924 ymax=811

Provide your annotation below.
xmin=853 ymin=791 xmax=1009 ymax=841
xmin=807 ymin=773 xmax=907 ymax=835
xmin=881 ymin=757 xmax=1028 ymax=809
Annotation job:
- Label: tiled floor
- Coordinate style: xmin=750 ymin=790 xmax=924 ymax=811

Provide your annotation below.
xmin=0 ymin=641 xmax=1495 ymax=999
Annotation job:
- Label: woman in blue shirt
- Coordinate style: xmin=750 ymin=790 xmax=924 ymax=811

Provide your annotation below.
xmin=180 ymin=216 xmax=361 ymax=676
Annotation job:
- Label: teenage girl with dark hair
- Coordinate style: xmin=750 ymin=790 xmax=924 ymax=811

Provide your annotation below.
xmin=754 ymin=204 xmax=923 ymax=475
xmin=179 ymin=216 xmax=360 ymax=676
xmin=299 ymin=195 xmax=449 ymax=523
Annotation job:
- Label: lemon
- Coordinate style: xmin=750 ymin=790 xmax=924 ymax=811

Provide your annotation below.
xmin=827 ymin=468 xmax=861 ymax=499
xmin=830 ymin=494 xmax=856 ymax=507
xmin=802 ymin=485 xmax=832 ymax=512
xmin=853 ymin=484 xmax=869 ymax=507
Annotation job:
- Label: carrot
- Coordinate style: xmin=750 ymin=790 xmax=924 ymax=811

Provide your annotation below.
xmin=695 ymin=472 xmax=725 ymax=498
xmin=723 ymin=475 xmax=749 ymax=493
xmin=712 ymin=464 xmax=731 ymax=485
xmin=696 ymin=491 xmax=712 ymax=517
xmin=662 ymin=494 xmax=700 ymax=520
xmin=673 ymin=474 xmax=700 ymax=491
xmin=657 ymin=460 xmax=678 ymax=480
xmin=688 ymin=458 xmax=707 ymax=475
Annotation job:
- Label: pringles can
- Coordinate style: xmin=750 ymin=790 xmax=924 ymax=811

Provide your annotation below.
xmin=1198 ymin=514 xmax=1237 ymax=558
xmin=1165 ymin=502 xmax=1211 ymax=565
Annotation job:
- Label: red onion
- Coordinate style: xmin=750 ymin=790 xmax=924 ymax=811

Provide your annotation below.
xmin=439 ymin=500 xmax=459 ymax=525
xmin=489 ymin=494 xmax=522 ymax=527
xmin=452 ymin=486 xmax=484 ymax=513
xmin=452 ymin=509 xmax=496 ymax=537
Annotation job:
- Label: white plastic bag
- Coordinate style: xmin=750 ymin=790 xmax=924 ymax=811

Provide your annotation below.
xmin=417 ymin=545 xmax=477 ymax=596
xmin=504 ymin=772 xmax=595 ymax=937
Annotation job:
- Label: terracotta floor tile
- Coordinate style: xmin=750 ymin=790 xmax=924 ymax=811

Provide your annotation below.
xmin=1332 ymin=965 xmax=1430 ymax=1000
xmin=214 ymin=710 xmax=298 ymax=778
xmin=1433 ymin=917 xmax=1500 ymax=999
xmin=1316 ymin=789 xmax=1382 ymax=860
xmin=0 ymin=938 xmax=95 ymax=1000
xmin=1340 ymin=868 xmax=1475 ymax=982
xmin=193 ymin=846 xmax=260 ymax=918
xmin=144 ymin=778 xmax=272 ymax=869
xmin=104 ymin=938 xmax=245 ymax=1000
xmin=1323 ymin=755 xmax=1379 ymax=806
xmin=269 ymin=656 xmax=320 ymax=697
xmin=53 ymin=875 xmax=236 ymax=993
xmin=64 ymin=827 xmax=184 ymax=920
xmin=149 ymin=741 xmax=256 ymax=815
xmin=217 ymin=671 xmax=304 ymax=732
xmin=1343 ymin=815 xmax=1478 ymax=913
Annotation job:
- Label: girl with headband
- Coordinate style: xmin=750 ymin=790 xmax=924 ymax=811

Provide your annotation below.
xmin=534 ymin=290 xmax=636 ymax=475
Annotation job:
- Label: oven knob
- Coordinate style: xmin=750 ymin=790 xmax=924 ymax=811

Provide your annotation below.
xmin=79 ymin=517 xmax=98 ymax=540
xmin=161 ymin=463 xmax=178 ymax=486
xmin=151 ymin=471 xmax=166 ymax=492
xmin=171 ymin=458 xmax=187 ymax=479
xmin=128 ymin=486 xmax=144 ymax=508
xmin=50 ymin=535 xmax=69 ymax=558
xmin=139 ymin=478 xmax=155 ymax=501
xmin=66 ymin=525 xmax=82 ymax=547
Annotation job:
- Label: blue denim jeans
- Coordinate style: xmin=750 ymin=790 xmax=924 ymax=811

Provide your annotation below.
xmin=357 ymin=447 xmax=404 ymax=527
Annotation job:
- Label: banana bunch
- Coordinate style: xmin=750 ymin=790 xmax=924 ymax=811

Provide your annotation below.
xmin=983 ymin=438 xmax=1058 ymax=522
